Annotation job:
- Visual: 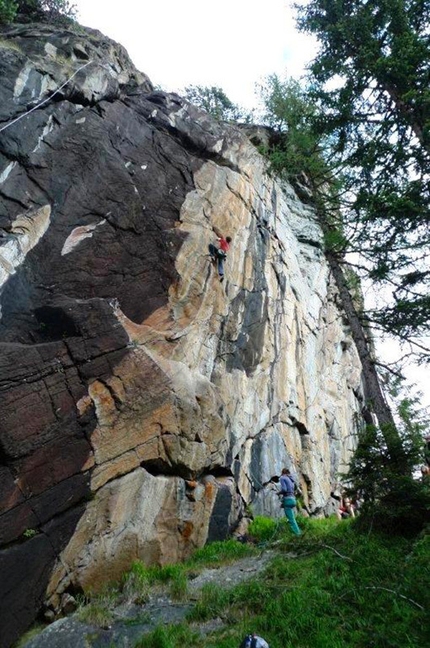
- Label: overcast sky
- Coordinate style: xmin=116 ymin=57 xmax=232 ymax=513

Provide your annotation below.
xmin=73 ymin=0 xmax=317 ymax=109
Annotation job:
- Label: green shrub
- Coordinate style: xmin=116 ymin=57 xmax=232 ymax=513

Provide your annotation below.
xmin=169 ymin=570 xmax=188 ymax=601
xmin=38 ymin=0 xmax=76 ymax=21
xmin=22 ymin=528 xmax=37 ymax=538
xmin=347 ymin=412 xmax=430 ymax=537
xmin=0 ymin=0 xmax=17 ymax=23
xmin=248 ymin=515 xmax=280 ymax=542
xmin=77 ymin=589 xmax=118 ymax=628
xmin=187 ymin=539 xmax=255 ymax=567
xmin=2 ymin=0 xmax=78 ymax=24
xmin=182 ymin=85 xmax=253 ymax=123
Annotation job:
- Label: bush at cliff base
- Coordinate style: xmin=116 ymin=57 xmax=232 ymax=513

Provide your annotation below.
xmin=345 ymin=421 xmax=430 ymax=536
xmin=0 ymin=0 xmax=17 ymax=22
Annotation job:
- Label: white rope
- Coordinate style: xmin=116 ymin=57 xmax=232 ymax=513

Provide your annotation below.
xmin=0 ymin=60 xmax=93 ymax=135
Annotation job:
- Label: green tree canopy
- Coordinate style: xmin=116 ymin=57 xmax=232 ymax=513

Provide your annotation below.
xmin=0 ymin=0 xmax=77 ymax=24
xmin=258 ymin=74 xmax=343 ymax=200
xmin=183 ymin=84 xmax=252 ymax=123
xmin=294 ymin=0 xmax=430 ymax=359
xmin=0 ymin=0 xmax=17 ymax=21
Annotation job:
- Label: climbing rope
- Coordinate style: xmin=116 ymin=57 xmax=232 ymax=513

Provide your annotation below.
xmin=0 ymin=60 xmax=93 ymax=135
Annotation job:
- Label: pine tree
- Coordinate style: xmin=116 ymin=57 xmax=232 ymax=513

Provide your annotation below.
xmin=295 ymin=0 xmax=430 ymax=357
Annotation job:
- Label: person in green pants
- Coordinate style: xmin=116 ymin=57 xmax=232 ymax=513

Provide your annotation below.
xmin=279 ymin=468 xmax=301 ymax=535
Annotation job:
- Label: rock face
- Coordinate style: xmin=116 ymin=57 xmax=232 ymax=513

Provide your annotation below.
xmin=0 ymin=22 xmax=363 ymax=648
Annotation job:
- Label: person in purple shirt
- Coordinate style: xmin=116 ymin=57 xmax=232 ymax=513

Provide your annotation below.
xmin=279 ymin=468 xmax=301 ymax=535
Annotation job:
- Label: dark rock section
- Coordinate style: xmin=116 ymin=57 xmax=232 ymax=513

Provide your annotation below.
xmin=0 ymin=309 xmax=125 ymax=645
xmin=221 ymin=229 xmax=270 ymax=376
xmin=0 ymin=93 xmax=192 ymax=336
xmin=0 ymin=534 xmax=56 ymax=648
xmin=0 ymin=18 xmax=254 ymax=646
xmin=0 ymin=504 xmax=86 ymax=648
xmin=226 ymin=289 xmax=269 ymax=375
xmin=207 ymin=479 xmax=234 ymax=542
xmin=0 ymin=21 xmax=203 ymax=647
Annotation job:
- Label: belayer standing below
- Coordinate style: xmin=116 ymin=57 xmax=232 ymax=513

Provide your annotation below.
xmin=279 ymin=467 xmax=301 ymax=536
xmin=208 ymin=227 xmax=232 ymax=282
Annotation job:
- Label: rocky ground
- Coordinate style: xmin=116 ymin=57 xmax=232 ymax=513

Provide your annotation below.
xmin=22 ymin=551 xmax=276 ymax=648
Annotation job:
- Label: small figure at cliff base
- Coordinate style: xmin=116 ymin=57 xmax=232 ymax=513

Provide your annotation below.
xmin=279 ymin=467 xmax=301 ymax=535
xmin=336 ymin=495 xmax=356 ymax=520
xmin=208 ymin=227 xmax=231 ymax=282
xmin=240 ymin=633 xmax=270 ymax=648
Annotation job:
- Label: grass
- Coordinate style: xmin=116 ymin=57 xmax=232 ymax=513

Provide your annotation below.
xmin=134 ymin=623 xmax=200 ymax=648
xmin=75 ymin=539 xmax=256 ymax=628
xmin=185 ymin=538 xmax=258 ymax=567
xmin=0 ymin=38 xmax=23 ymax=53
xmin=139 ymin=517 xmax=429 ymax=648
xmin=14 ymin=624 xmax=47 ymax=648
xmin=73 ymin=516 xmax=429 ymax=647
xmin=77 ymin=588 xmax=119 ymax=628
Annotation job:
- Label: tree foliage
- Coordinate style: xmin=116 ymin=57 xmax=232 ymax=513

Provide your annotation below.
xmin=183 ymin=84 xmax=252 ymax=123
xmin=295 ymin=0 xmax=430 ymax=358
xmin=346 ymin=383 xmax=430 ymax=535
xmin=38 ymin=0 xmax=77 ymax=21
xmin=0 ymin=0 xmax=76 ymax=24
xmin=257 ymin=7 xmax=430 ymax=528
xmin=258 ymin=75 xmax=334 ymax=185
xmin=0 ymin=0 xmax=17 ymax=22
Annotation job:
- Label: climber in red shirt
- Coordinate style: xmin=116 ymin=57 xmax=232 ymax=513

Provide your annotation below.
xmin=208 ymin=227 xmax=232 ymax=282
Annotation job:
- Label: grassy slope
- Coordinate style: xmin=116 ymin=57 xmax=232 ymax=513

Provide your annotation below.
xmin=137 ymin=516 xmax=429 ymax=648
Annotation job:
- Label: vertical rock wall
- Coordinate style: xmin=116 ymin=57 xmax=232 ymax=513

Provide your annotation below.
xmin=0 ymin=22 xmax=363 ymax=647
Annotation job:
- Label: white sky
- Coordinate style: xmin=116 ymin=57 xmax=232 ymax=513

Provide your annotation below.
xmin=73 ymin=0 xmax=317 ymax=109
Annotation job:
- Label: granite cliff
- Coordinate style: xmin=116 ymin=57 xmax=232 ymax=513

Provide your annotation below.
xmin=0 ymin=22 xmax=363 ymax=648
